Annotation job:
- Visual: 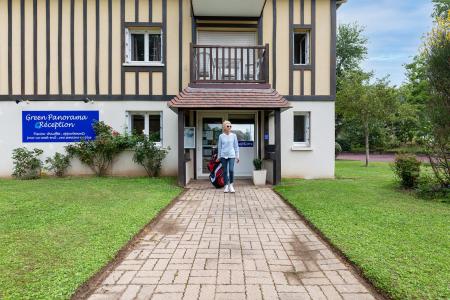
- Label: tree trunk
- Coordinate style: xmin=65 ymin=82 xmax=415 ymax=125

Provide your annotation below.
xmin=364 ymin=122 xmax=369 ymax=167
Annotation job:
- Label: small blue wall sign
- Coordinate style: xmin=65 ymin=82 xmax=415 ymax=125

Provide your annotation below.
xmin=238 ymin=141 xmax=254 ymax=147
xmin=22 ymin=111 xmax=99 ymax=143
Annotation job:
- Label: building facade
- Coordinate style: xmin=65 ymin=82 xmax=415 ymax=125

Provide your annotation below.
xmin=0 ymin=0 xmax=340 ymax=185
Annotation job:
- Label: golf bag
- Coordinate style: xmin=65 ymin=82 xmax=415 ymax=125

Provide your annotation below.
xmin=208 ymin=151 xmax=225 ymax=188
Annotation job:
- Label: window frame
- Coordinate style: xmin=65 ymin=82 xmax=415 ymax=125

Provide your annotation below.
xmin=127 ymin=111 xmax=163 ymax=146
xmin=124 ymin=28 xmax=164 ymax=66
xmin=293 ymin=111 xmax=311 ymax=147
xmin=293 ymin=31 xmax=310 ymax=66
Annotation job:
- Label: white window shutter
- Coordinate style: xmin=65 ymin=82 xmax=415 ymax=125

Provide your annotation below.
xmin=125 ymin=28 xmax=130 ymax=62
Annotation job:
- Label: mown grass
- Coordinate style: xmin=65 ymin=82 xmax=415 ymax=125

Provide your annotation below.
xmin=275 ymin=161 xmax=450 ymax=300
xmin=0 ymin=177 xmax=181 ymax=299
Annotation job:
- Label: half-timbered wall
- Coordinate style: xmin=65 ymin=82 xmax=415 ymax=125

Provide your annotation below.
xmin=0 ymin=0 xmax=336 ymax=100
xmin=0 ymin=0 xmax=175 ymax=100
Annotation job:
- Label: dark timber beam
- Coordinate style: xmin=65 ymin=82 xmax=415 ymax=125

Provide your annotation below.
xmin=274 ymin=109 xmax=281 ymax=185
xmin=178 ymin=109 xmax=186 ymax=187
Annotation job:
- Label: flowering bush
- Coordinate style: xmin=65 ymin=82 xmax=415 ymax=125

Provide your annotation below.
xmin=132 ymin=133 xmax=169 ymax=177
xmin=66 ymin=121 xmax=132 ymax=176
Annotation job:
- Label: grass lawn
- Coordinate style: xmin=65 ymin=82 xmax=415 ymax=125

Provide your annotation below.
xmin=275 ymin=161 xmax=450 ymax=300
xmin=0 ymin=177 xmax=181 ymax=299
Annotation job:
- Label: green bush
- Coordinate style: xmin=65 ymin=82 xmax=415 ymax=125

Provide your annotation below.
xmin=45 ymin=152 xmax=71 ymax=177
xmin=335 ymin=142 xmax=343 ymax=158
xmin=253 ymin=158 xmax=263 ymax=170
xmin=391 ymin=153 xmax=421 ymax=188
xmin=132 ymin=134 xmax=169 ymax=177
xmin=12 ymin=147 xmax=43 ymax=179
xmin=66 ymin=121 xmax=132 ymax=176
xmin=417 ymin=175 xmax=450 ymax=201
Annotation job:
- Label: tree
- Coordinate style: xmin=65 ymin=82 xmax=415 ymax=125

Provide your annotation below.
xmin=432 ymin=0 xmax=450 ymax=19
xmin=421 ymin=11 xmax=450 ymax=187
xmin=337 ymin=71 xmax=398 ymax=166
xmin=336 ymin=23 xmax=369 ymax=144
xmin=336 ymin=23 xmax=368 ymax=81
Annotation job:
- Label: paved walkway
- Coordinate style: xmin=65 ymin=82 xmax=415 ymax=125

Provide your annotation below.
xmin=88 ymin=181 xmax=378 ymax=300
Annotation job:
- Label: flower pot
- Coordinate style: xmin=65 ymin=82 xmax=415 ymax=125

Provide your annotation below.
xmin=253 ymin=169 xmax=267 ymax=186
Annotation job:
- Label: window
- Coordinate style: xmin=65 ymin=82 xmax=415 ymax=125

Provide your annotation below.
xmin=293 ymin=32 xmax=310 ymax=65
xmin=128 ymin=112 xmax=162 ymax=144
xmin=293 ymin=112 xmax=310 ymax=145
xmin=125 ymin=28 xmax=162 ymax=65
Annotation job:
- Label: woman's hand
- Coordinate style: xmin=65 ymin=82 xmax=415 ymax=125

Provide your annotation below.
xmin=236 ymin=158 xmax=240 ymax=164
xmin=216 ymin=158 xmax=220 ymax=163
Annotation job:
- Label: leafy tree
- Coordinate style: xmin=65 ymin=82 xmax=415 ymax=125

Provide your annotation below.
xmin=337 ymin=71 xmax=398 ymax=166
xmin=336 ymin=23 xmax=369 ymax=144
xmin=336 ymin=23 xmax=368 ymax=81
xmin=432 ymin=0 xmax=450 ymax=18
xmin=421 ymin=12 xmax=450 ymax=187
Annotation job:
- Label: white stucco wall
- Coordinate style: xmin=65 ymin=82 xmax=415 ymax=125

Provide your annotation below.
xmin=278 ymin=101 xmax=335 ymax=179
xmin=0 ymin=100 xmax=335 ymax=179
xmin=0 ymin=100 xmax=179 ymax=177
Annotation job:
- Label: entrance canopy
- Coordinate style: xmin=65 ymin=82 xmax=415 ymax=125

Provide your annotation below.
xmin=168 ymin=87 xmax=291 ymax=111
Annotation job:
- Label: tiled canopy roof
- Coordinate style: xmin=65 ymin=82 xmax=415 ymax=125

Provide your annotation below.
xmin=168 ymin=87 xmax=291 ymax=110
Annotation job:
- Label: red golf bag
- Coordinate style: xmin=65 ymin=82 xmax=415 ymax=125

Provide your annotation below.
xmin=208 ymin=151 xmax=225 ymax=188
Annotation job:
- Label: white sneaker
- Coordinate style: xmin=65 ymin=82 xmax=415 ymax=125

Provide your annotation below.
xmin=224 ymin=185 xmax=229 ymax=193
xmin=229 ymin=184 xmax=235 ymax=193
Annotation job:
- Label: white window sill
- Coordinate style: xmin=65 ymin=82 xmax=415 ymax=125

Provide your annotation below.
xmin=291 ymin=145 xmax=313 ymax=151
xmin=123 ymin=62 xmax=164 ymax=67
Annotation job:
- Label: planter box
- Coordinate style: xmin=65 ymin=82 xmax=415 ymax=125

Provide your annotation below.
xmin=253 ymin=169 xmax=267 ymax=186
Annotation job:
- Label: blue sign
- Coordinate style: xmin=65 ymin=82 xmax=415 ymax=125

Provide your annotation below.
xmin=22 ymin=111 xmax=99 ymax=143
xmin=238 ymin=141 xmax=254 ymax=147
xmin=264 ymin=132 xmax=269 ymax=140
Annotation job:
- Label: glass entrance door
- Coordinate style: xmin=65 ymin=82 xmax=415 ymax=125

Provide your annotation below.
xmin=198 ymin=112 xmax=257 ymax=178
xmin=201 ymin=117 xmax=223 ymax=174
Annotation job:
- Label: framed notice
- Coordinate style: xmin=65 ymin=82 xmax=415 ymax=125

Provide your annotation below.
xmin=184 ymin=127 xmax=196 ymax=149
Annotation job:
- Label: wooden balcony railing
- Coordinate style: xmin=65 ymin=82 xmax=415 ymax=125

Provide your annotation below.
xmin=190 ymin=43 xmax=269 ymax=84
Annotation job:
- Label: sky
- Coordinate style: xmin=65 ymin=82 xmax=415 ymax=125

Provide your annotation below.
xmin=337 ymin=0 xmax=434 ymax=86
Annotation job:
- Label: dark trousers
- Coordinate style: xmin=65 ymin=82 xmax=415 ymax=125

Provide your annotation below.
xmin=220 ymin=158 xmax=235 ymax=185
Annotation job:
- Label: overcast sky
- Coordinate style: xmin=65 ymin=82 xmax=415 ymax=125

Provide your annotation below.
xmin=337 ymin=0 xmax=434 ymax=86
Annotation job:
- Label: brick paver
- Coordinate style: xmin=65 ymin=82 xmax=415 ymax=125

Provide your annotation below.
xmin=88 ymin=181 xmax=378 ymax=300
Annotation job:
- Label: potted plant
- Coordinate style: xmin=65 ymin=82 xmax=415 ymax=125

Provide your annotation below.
xmin=252 ymin=158 xmax=267 ymax=186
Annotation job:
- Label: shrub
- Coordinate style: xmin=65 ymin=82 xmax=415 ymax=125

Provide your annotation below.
xmin=253 ymin=158 xmax=263 ymax=170
xmin=45 ymin=152 xmax=71 ymax=177
xmin=391 ymin=153 xmax=421 ymax=188
xmin=416 ymin=174 xmax=450 ymax=201
xmin=12 ymin=147 xmax=43 ymax=179
xmin=132 ymin=134 xmax=169 ymax=177
xmin=66 ymin=121 xmax=132 ymax=176
xmin=335 ymin=142 xmax=343 ymax=158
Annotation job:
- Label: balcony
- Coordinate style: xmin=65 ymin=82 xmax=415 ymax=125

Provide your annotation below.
xmin=190 ymin=44 xmax=269 ymax=84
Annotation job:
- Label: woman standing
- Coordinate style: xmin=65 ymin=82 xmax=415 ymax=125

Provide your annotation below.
xmin=217 ymin=120 xmax=240 ymax=193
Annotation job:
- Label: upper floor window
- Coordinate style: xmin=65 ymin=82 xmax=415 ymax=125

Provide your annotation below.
xmin=125 ymin=28 xmax=162 ymax=66
xmin=293 ymin=31 xmax=310 ymax=65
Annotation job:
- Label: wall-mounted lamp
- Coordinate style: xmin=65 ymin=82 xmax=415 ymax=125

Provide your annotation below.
xmin=15 ymin=99 xmax=30 ymax=104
